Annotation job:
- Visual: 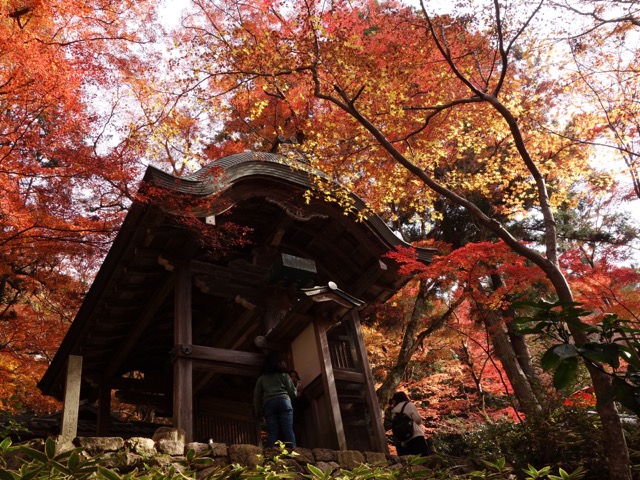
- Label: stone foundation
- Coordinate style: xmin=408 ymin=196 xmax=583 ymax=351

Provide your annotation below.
xmin=39 ymin=428 xmax=450 ymax=477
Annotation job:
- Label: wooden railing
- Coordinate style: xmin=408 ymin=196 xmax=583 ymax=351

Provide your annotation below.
xmin=328 ymin=336 xmax=357 ymax=370
xmin=196 ymin=414 xmax=261 ymax=445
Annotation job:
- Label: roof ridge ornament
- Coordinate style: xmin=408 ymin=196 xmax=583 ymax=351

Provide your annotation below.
xmin=302 ymin=282 xmax=365 ymax=308
xmin=265 ymin=197 xmax=329 ymax=222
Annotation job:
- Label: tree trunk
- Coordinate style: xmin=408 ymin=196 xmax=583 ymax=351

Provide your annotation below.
xmin=482 ymin=309 xmax=541 ymax=416
xmin=376 ymin=278 xmax=430 ymax=406
xmin=490 ymin=273 xmax=545 ymax=405
xmin=548 ymin=270 xmax=632 ymax=480
xmin=313 ymin=53 xmax=634 ymax=479
xmin=506 ymin=325 xmax=544 ymax=403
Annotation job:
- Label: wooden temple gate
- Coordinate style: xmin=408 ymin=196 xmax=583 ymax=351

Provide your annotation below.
xmin=38 ymin=152 xmax=433 ymax=452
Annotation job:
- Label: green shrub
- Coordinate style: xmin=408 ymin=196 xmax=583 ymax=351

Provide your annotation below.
xmin=0 ymin=436 xmax=598 ymax=480
xmin=432 ymin=404 xmax=626 ymax=479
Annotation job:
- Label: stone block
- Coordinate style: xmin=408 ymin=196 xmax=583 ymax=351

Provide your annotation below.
xmin=186 ymin=441 xmax=210 ymax=455
xmin=312 ymin=448 xmax=337 ymax=462
xmin=152 ymin=427 xmax=186 ymax=443
xmin=145 ymin=453 xmax=173 ymax=470
xmin=364 ymin=451 xmax=387 ymax=465
xmin=208 ymin=441 xmax=228 ymax=457
xmin=156 ymin=439 xmax=185 ymax=455
xmin=280 ymin=459 xmax=308 ymax=480
xmin=120 ymin=452 xmax=147 ymax=471
xmin=53 ymin=436 xmax=76 ymax=455
xmin=128 ymin=437 xmax=156 ymax=455
xmin=291 ymin=447 xmax=313 ymax=464
xmin=100 ymin=451 xmax=144 ymax=472
xmin=228 ymin=443 xmax=262 ymax=468
xmin=75 ymin=436 xmax=124 ymax=454
xmin=262 ymin=446 xmax=282 ymax=458
xmin=314 ymin=461 xmax=339 ymax=474
xmin=337 ymin=450 xmax=365 ymax=470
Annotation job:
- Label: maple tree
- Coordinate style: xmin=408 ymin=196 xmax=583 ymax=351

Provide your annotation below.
xmin=1 ymin=0 xmax=637 ymax=476
xmin=548 ymin=0 xmax=640 ymax=200
xmin=373 ymin=240 xmax=544 ymax=413
xmin=164 ymin=0 xmax=640 ymax=476
xmin=0 ymin=0 xmax=161 ymax=412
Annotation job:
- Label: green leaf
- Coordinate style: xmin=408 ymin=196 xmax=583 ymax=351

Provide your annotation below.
xmin=522 ymin=464 xmax=551 ymax=478
xmin=0 ymin=470 xmax=18 ymax=480
xmin=612 ymin=378 xmax=640 ymax=416
xmin=578 ymin=343 xmax=620 ymax=368
xmin=514 ymin=323 xmax=548 ymax=335
xmin=97 ymin=466 xmax=123 ymax=480
xmin=50 ymin=460 xmax=72 ymax=475
xmin=45 ymin=437 xmax=56 ymax=460
xmin=192 ymin=457 xmax=214 ymax=466
xmin=68 ymin=450 xmax=80 ymax=471
xmin=541 ymin=347 xmax=562 ymax=372
xmin=19 ymin=468 xmax=42 ymax=480
xmin=185 ymin=448 xmax=195 ymax=463
xmin=618 ymin=345 xmax=636 ymax=364
xmin=19 ymin=445 xmax=47 ymax=462
xmin=0 ymin=437 xmax=12 ymax=451
xmin=553 ymin=357 xmax=579 ymax=390
xmin=306 ymin=463 xmax=329 ymax=478
xmin=541 ymin=344 xmax=578 ymax=372
xmin=554 ymin=344 xmax=579 ymax=359
xmin=564 ymin=318 xmax=592 ymax=331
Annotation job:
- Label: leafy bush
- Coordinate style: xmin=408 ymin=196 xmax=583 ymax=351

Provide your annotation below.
xmin=432 ymin=404 xmax=623 ymax=479
xmin=0 ymin=436 xmax=592 ymax=480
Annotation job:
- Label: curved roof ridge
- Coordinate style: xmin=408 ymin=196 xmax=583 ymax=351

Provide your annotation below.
xmin=145 ymin=150 xmax=435 ymax=263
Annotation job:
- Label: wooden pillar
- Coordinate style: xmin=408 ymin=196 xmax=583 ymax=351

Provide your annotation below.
xmin=61 ymin=355 xmax=82 ymax=440
xmin=348 ymin=309 xmax=389 ymax=453
xmin=314 ymin=317 xmax=347 ymax=450
xmin=97 ymin=384 xmax=111 ymax=436
xmin=174 ymin=261 xmax=193 ymax=441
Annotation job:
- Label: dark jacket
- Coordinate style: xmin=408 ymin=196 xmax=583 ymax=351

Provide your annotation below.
xmin=253 ymin=372 xmax=297 ymax=415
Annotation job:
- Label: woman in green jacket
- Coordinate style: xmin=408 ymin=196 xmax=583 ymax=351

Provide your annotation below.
xmin=253 ymin=351 xmax=297 ymax=448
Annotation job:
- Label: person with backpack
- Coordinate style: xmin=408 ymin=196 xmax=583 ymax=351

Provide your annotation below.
xmin=253 ymin=352 xmax=298 ymax=448
xmin=385 ymin=391 xmax=432 ymax=456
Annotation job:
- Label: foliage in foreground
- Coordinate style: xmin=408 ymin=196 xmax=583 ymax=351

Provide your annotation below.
xmin=0 ymin=436 xmax=589 ymax=480
xmin=434 ymin=406 xmax=605 ymax=479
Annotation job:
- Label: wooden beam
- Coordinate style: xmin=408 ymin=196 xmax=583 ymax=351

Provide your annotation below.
xmin=194 ymin=278 xmax=262 ymax=300
xmin=175 ymin=344 xmax=263 ymax=370
xmin=314 ymin=318 xmax=347 ymax=450
xmin=192 ymin=301 xmax=263 ymax=395
xmin=173 ymin=261 xmax=193 ymax=441
xmin=263 ymin=300 xmax=315 ymax=344
xmin=110 ymin=376 xmax=169 ymax=393
xmin=350 ymin=259 xmax=388 ymax=297
xmin=116 ymin=391 xmax=170 ymax=411
xmin=192 ymin=363 xmax=260 ymax=376
xmin=209 ymin=308 xmax=261 ymax=350
xmin=103 ymin=272 xmax=175 ymax=381
xmin=348 ymin=310 xmax=389 ymax=453
xmin=333 ymin=369 xmax=366 ymax=383
xmin=191 ymin=259 xmax=267 ymax=284
xmin=97 ymin=384 xmax=111 ymax=436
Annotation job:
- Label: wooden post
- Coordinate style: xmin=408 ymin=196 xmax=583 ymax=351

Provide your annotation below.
xmin=97 ymin=384 xmax=111 ymax=436
xmin=348 ymin=310 xmax=389 ymax=453
xmin=174 ymin=261 xmax=193 ymax=441
xmin=314 ymin=317 xmax=347 ymax=450
xmin=60 ymin=355 xmax=82 ymax=440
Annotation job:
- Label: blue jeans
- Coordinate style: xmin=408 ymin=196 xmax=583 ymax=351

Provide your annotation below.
xmin=263 ymin=396 xmax=296 ymax=448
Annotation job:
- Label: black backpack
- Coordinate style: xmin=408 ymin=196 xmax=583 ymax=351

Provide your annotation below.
xmin=391 ymin=402 xmax=414 ymax=442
